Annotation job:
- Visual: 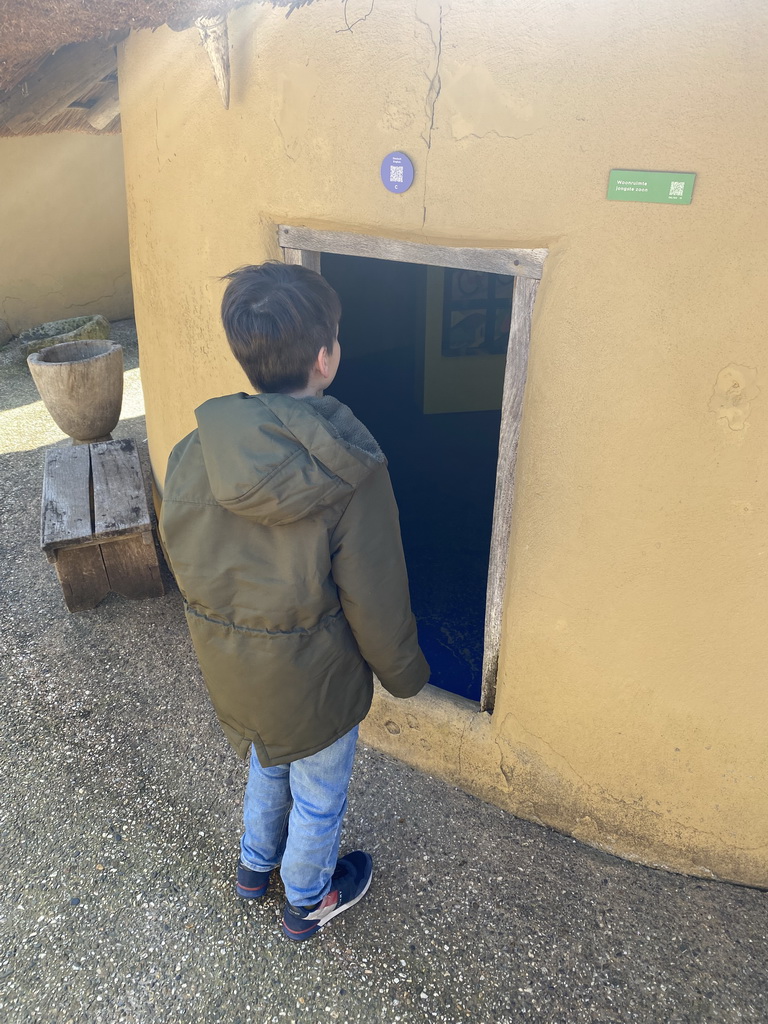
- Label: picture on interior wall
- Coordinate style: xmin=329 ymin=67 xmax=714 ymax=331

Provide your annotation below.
xmin=441 ymin=269 xmax=514 ymax=357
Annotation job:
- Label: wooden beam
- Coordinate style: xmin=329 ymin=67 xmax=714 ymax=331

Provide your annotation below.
xmin=278 ymin=226 xmax=547 ymax=280
xmin=53 ymin=545 xmax=111 ymax=613
xmin=86 ymin=81 xmax=120 ymax=131
xmin=481 ymin=276 xmax=540 ymax=711
xmin=195 ymin=14 xmax=230 ymax=110
xmin=1 ymin=39 xmax=118 ymax=134
xmin=282 ymin=247 xmax=321 ymax=273
xmin=100 ymin=532 xmax=164 ymax=601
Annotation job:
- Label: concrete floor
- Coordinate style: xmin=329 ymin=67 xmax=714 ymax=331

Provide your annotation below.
xmin=0 ymin=322 xmax=766 ymax=1024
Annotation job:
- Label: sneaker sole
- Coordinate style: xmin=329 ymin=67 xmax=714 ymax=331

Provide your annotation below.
xmin=235 ymin=864 xmax=271 ymax=900
xmin=281 ymin=866 xmax=373 ymax=940
xmin=235 ymin=885 xmax=267 ymax=899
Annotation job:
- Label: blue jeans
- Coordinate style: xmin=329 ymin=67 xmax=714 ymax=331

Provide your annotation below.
xmin=240 ymin=726 xmax=359 ymax=907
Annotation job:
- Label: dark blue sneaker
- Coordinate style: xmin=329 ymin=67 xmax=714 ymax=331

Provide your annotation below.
xmin=235 ymin=861 xmax=271 ymax=900
xmin=281 ymin=851 xmax=373 ymax=941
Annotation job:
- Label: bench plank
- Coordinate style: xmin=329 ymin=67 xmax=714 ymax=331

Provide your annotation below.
xmin=91 ymin=439 xmax=151 ymax=540
xmin=41 ymin=445 xmax=93 ymax=553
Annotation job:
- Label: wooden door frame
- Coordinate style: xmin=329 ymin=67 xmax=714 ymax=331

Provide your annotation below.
xmin=279 ymin=225 xmax=547 ymax=711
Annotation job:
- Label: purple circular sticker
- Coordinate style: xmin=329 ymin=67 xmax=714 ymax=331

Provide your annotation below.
xmin=381 ymin=151 xmax=414 ymax=194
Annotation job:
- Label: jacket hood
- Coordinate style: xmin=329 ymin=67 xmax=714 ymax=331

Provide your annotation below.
xmin=195 ymin=393 xmax=385 ymax=526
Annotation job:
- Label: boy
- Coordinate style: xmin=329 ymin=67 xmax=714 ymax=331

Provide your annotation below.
xmin=159 ymin=261 xmax=429 ymax=940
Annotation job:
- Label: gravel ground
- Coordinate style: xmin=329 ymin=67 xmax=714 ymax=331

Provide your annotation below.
xmin=0 ymin=321 xmax=766 ymax=1024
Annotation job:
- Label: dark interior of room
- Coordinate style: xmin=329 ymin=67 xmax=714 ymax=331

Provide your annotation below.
xmin=322 ymin=254 xmax=508 ymax=702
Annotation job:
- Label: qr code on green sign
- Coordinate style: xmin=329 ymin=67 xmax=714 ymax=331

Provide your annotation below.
xmin=669 ymin=181 xmax=685 ymax=197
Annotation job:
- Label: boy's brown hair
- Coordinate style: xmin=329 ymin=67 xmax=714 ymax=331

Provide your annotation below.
xmin=221 ymin=262 xmax=341 ymax=393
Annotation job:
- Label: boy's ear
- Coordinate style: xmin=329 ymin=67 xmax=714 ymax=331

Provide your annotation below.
xmin=317 ymin=346 xmax=332 ymax=380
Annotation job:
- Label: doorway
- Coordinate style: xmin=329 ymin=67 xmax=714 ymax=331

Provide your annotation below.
xmin=281 ymin=227 xmax=545 ymax=711
xmin=322 ymin=254 xmax=511 ymax=702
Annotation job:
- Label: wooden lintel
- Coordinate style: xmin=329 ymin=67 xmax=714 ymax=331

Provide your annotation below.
xmin=278 ymin=226 xmax=548 ymax=280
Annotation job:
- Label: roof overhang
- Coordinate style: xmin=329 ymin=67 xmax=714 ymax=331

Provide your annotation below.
xmin=0 ymin=0 xmax=313 ymax=137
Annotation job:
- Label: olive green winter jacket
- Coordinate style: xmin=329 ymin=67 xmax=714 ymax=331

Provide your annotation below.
xmin=159 ymin=392 xmax=429 ymax=766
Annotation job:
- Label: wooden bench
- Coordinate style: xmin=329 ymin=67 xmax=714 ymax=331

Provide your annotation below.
xmin=41 ymin=438 xmax=164 ymax=612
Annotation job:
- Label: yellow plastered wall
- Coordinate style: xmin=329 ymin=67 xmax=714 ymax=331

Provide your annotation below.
xmin=0 ymin=134 xmax=133 ymax=333
xmin=119 ymin=0 xmax=768 ymax=885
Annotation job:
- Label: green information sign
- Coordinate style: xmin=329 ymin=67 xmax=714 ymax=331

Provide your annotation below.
xmin=607 ymin=169 xmax=696 ymax=205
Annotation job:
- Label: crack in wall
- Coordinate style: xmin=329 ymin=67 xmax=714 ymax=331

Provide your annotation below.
xmin=458 ymin=128 xmax=544 ymax=142
xmin=416 ymin=3 xmax=443 ymax=228
xmin=1 ymin=296 xmax=24 ymax=319
xmin=59 ymin=272 xmax=131 ymax=311
xmin=272 ymin=117 xmax=298 ymax=162
xmin=338 ymin=0 xmax=376 ymax=33
xmin=1 ymin=273 xmax=131 ymax=328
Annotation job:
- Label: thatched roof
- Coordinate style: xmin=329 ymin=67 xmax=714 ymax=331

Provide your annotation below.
xmin=0 ymin=0 xmax=314 ymax=136
xmin=0 ymin=0 xmax=314 ymax=92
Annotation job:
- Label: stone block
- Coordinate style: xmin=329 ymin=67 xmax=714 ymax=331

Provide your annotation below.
xmin=19 ymin=315 xmax=111 ymax=356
